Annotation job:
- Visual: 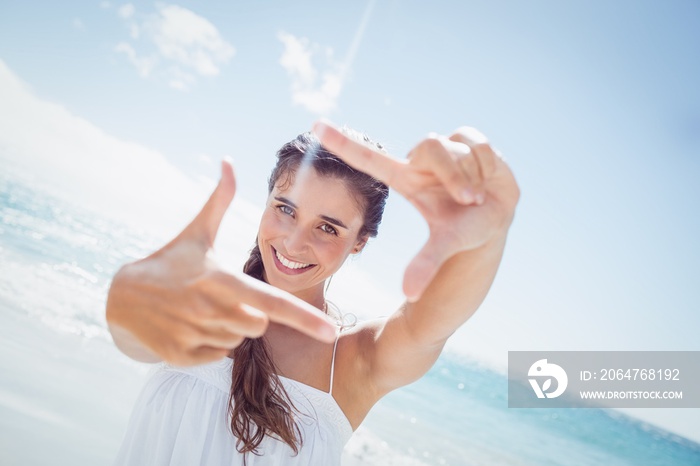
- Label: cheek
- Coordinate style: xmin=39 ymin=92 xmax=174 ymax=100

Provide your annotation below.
xmin=314 ymin=239 xmax=352 ymax=266
xmin=258 ymin=210 xmax=284 ymax=238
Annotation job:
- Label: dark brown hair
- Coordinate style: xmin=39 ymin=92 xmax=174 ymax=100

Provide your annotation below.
xmin=228 ymin=129 xmax=389 ymax=459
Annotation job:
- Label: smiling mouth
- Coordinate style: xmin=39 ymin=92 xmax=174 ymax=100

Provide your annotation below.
xmin=271 ymin=246 xmax=316 ymax=275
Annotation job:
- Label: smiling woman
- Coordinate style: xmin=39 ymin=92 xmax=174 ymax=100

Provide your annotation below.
xmin=230 ymin=129 xmax=389 ymax=460
xmin=106 ymin=120 xmax=519 ymax=465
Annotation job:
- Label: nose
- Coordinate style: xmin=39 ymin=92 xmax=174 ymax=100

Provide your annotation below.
xmin=283 ymin=226 xmax=310 ymax=257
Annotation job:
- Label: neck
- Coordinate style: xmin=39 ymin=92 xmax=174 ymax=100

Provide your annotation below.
xmin=292 ymin=285 xmax=326 ymax=312
xmin=261 ymin=270 xmax=327 ymax=312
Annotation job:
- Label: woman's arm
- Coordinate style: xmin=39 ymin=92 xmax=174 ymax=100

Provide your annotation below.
xmin=368 ymin=231 xmax=509 ymax=392
xmin=315 ymin=122 xmax=519 ymax=394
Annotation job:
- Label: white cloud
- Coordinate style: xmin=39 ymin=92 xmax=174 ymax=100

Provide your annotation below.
xmin=99 ymin=1 xmax=111 ymax=9
xmin=117 ymin=3 xmax=134 ymax=19
xmin=129 ymin=22 xmax=139 ymax=39
xmin=113 ymin=4 xmax=235 ymax=91
xmin=278 ymin=31 xmax=344 ymax=115
xmin=114 ymin=42 xmax=156 ymax=77
xmin=278 ymin=32 xmax=316 ymax=84
xmin=167 ymin=66 xmax=196 ymax=91
xmin=151 ymin=5 xmax=234 ymax=77
xmin=72 ymin=18 xmax=84 ymax=30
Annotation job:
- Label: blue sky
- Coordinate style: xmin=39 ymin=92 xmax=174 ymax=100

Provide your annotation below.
xmin=1 ymin=0 xmax=699 ymax=441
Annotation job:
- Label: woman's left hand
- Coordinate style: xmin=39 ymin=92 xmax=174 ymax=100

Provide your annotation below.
xmin=314 ymin=120 xmax=520 ymax=302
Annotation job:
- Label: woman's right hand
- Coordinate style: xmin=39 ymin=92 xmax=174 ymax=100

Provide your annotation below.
xmin=106 ymin=160 xmax=337 ymax=366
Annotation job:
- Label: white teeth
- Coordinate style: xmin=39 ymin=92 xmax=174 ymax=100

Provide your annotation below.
xmin=275 ymin=249 xmax=311 ymax=270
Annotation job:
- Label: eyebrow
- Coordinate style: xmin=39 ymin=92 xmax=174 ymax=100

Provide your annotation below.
xmin=274 ymin=196 xmax=349 ymax=230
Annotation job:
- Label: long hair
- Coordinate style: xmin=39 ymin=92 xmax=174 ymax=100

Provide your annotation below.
xmin=229 ymin=129 xmax=389 ymax=459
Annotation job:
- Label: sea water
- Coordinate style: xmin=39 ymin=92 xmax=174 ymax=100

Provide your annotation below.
xmin=1 ymin=164 xmax=699 ymax=466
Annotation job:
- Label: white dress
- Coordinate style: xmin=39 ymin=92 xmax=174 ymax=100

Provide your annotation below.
xmin=113 ymin=336 xmax=353 ymax=465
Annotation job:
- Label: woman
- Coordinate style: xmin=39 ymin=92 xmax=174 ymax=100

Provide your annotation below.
xmin=107 ymin=120 xmax=520 ymax=465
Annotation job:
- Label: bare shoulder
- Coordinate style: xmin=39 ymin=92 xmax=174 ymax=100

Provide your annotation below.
xmin=340 ymin=317 xmax=385 ymax=340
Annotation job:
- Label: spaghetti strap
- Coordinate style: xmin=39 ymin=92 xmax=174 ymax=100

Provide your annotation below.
xmin=327 ymin=310 xmax=356 ymax=396
xmin=329 ymin=331 xmax=340 ymax=396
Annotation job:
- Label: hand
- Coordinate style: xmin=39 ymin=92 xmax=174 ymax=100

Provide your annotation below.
xmin=106 ymin=160 xmax=337 ymax=365
xmin=314 ymin=120 xmax=520 ymax=302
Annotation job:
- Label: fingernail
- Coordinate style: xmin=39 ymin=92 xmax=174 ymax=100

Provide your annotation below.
xmin=475 ymin=193 xmax=484 ymax=204
xmin=461 ymin=189 xmax=474 ymax=203
xmin=313 ymin=120 xmax=328 ymax=139
xmin=320 ymin=323 xmax=337 ymax=341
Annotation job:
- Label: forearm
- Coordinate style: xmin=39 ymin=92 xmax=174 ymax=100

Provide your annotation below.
xmin=402 ymin=230 xmax=509 ymax=346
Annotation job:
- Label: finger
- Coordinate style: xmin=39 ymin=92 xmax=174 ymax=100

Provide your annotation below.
xmin=185 ymin=294 xmax=269 ymax=338
xmin=312 ymin=119 xmax=408 ymax=191
xmin=403 ymin=236 xmax=454 ymax=302
xmin=450 ymin=128 xmax=499 ymax=203
xmin=208 ymin=271 xmax=337 ymax=343
xmin=224 ymin=303 xmax=269 ymax=337
xmin=185 ymin=159 xmax=237 ymax=247
xmin=195 ymin=327 xmax=245 ymax=349
xmin=409 ymin=136 xmax=479 ymax=205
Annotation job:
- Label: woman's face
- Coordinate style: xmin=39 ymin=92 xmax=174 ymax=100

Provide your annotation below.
xmin=258 ymin=167 xmax=367 ymax=298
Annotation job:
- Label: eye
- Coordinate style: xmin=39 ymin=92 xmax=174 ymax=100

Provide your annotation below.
xmin=277 ymin=204 xmax=294 ymax=216
xmin=320 ymin=224 xmax=338 ymax=236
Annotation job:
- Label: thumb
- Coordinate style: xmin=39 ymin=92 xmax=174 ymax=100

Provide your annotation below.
xmin=188 ymin=159 xmax=237 ymax=247
xmin=402 ymin=236 xmax=453 ymax=303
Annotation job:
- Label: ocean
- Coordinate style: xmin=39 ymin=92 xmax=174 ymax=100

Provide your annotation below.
xmin=1 ymin=162 xmax=699 ymax=466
